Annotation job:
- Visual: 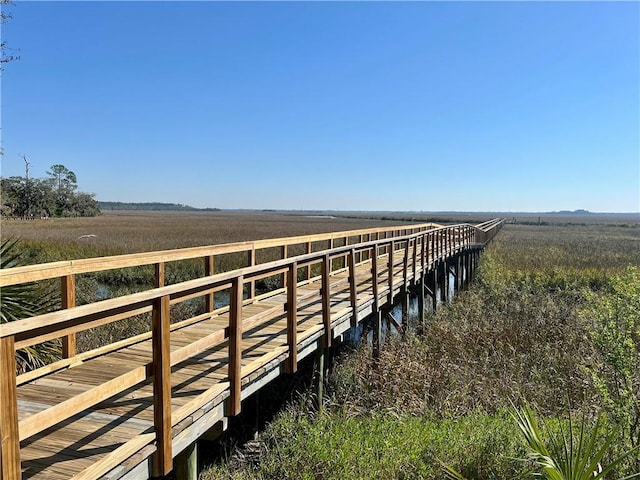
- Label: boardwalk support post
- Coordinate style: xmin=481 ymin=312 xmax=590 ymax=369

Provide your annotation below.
xmin=439 ymin=261 xmax=447 ymax=304
xmin=418 ymin=274 xmax=425 ymax=329
xmin=175 ymin=442 xmax=197 ymax=480
xmin=314 ymin=344 xmax=325 ymax=412
xmin=372 ymin=309 xmax=382 ymax=358
xmin=401 ymin=287 xmax=409 ymax=331
xmin=430 ymin=264 xmax=438 ymax=312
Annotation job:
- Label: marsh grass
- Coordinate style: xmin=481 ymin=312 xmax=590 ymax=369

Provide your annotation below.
xmin=201 ymin=409 xmax=527 ymax=480
xmin=201 ymin=222 xmax=639 ymax=479
xmin=5 ymin=214 xmax=639 ymax=476
xmin=2 ymin=211 xmax=397 ymax=257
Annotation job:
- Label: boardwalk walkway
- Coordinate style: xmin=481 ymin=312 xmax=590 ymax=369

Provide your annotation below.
xmin=0 ymin=219 xmax=503 ymax=480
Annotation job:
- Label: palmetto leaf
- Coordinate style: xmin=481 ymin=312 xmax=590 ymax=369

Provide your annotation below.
xmin=1 ymin=237 xmax=60 ymax=372
xmin=514 ymin=404 xmax=640 ymax=480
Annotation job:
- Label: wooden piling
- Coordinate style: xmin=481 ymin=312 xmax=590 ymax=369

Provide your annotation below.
xmin=418 ymin=274 xmax=425 ymax=327
xmin=314 ymin=345 xmax=325 ymax=412
xmin=175 ymin=442 xmax=197 ymax=480
xmin=372 ymin=309 xmax=382 ymax=358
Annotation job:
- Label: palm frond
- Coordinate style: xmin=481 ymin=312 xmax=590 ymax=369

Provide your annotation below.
xmin=515 ymin=404 xmax=640 ymax=480
xmin=1 ymin=237 xmax=60 ymax=372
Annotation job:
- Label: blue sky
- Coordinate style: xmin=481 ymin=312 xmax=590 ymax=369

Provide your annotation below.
xmin=1 ymin=1 xmax=638 ymax=212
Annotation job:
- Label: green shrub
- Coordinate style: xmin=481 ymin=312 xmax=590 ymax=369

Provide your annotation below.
xmin=582 ymin=266 xmax=640 ymax=467
xmin=202 ymin=410 xmax=526 ymax=480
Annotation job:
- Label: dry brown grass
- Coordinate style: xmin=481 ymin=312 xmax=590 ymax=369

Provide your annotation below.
xmin=2 ymin=211 xmax=403 ymax=260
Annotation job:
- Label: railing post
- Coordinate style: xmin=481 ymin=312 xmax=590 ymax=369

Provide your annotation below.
xmin=421 ymin=233 xmax=426 ymax=276
xmin=403 ymin=239 xmax=410 ymax=289
xmin=280 ymin=246 xmax=288 ymax=288
xmin=348 ymin=249 xmax=358 ymax=327
xmin=152 ymin=294 xmax=172 ymax=477
xmin=387 ymin=240 xmax=395 ymax=303
xmin=305 ymin=242 xmax=312 ymax=280
xmin=228 ymin=276 xmax=243 ymax=416
xmin=285 ymin=264 xmax=298 ymax=374
xmin=61 ymin=274 xmax=76 ymax=358
xmin=429 ymin=232 xmax=434 ymax=267
xmin=412 ymin=236 xmax=418 ymax=284
xmin=247 ymin=249 xmax=256 ymax=299
xmin=321 ymin=255 xmax=332 ymax=348
xmin=155 ymin=262 xmax=165 ymax=288
xmin=205 ymin=255 xmax=215 ymax=312
xmin=0 ymin=335 xmax=20 ymax=480
xmin=371 ymin=245 xmax=379 ymax=313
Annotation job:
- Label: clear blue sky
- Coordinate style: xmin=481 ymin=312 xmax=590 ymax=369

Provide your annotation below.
xmin=2 ymin=1 xmax=638 ymax=212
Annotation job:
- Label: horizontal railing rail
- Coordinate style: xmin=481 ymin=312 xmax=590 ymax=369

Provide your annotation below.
xmin=0 ymin=219 xmax=504 ymax=480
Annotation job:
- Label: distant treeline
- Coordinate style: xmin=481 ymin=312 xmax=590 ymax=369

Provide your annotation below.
xmin=99 ymin=201 xmax=221 ymax=212
xmin=1 ymin=164 xmax=100 ymax=219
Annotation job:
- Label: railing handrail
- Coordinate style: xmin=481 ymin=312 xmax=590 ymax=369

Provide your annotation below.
xmin=0 ymin=223 xmax=482 ymax=342
xmin=0 ymin=222 xmax=444 ymax=287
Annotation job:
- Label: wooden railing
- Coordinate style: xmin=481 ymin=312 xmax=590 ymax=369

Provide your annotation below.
xmin=0 ymin=220 xmax=503 ymax=479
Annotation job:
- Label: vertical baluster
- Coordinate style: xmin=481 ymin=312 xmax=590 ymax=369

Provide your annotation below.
xmin=403 ymin=239 xmax=410 ymax=289
xmin=280 ymin=245 xmax=288 ymax=288
xmin=412 ymin=236 xmax=418 ymax=284
xmin=387 ymin=240 xmax=395 ymax=303
xmin=348 ymin=249 xmax=358 ymax=327
xmin=205 ymin=255 xmax=215 ymax=312
xmin=371 ymin=245 xmax=379 ymax=313
xmin=155 ymin=262 xmax=165 ymax=288
xmin=247 ymin=249 xmax=256 ymax=299
xmin=61 ymin=274 xmax=76 ymax=358
xmin=305 ymin=242 xmax=312 ymax=280
xmin=421 ymin=233 xmax=426 ymax=276
xmin=321 ymin=255 xmax=332 ymax=348
xmin=286 ymin=264 xmax=298 ymax=373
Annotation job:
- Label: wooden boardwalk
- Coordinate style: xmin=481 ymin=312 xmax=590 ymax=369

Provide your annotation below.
xmin=0 ymin=220 xmax=503 ymax=480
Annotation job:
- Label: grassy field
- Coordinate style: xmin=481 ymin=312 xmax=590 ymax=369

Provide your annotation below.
xmin=199 ymin=220 xmax=640 ymax=479
xmin=4 ymin=210 xmax=636 ymax=262
xmin=1 ymin=210 xmax=402 ymax=262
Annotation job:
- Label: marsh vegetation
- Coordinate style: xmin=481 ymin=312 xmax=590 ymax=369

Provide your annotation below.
xmin=2 ymin=211 xmax=638 ymax=478
xmin=198 ymin=219 xmax=640 ymax=479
